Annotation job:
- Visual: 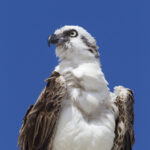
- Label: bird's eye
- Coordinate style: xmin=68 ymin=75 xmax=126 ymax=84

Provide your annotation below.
xmin=70 ymin=30 xmax=78 ymax=37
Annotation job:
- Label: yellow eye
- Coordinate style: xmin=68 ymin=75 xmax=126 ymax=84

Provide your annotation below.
xmin=70 ymin=30 xmax=78 ymax=37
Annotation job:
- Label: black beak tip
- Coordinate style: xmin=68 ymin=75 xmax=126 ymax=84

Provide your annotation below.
xmin=48 ymin=36 xmax=52 ymax=47
xmin=47 ymin=34 xmax=59 ymax=47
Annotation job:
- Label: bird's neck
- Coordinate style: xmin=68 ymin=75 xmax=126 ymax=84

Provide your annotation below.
xmin=55 ymin=58 xmax=110 ymax=97
xmin=55 ymin=56 xmax=100 ymax=74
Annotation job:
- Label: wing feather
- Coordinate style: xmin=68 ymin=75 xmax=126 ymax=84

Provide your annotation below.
xmin=112 ymin=87 xmax=135 ymax=150
xmin=18 ymin=71 xmax=66 ymax=150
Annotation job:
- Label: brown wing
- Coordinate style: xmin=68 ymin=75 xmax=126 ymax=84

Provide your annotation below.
xmin=112 ymin=87 xmax=135 ymax=150
xmin=18 ymin=71 xmax=66 ymax=150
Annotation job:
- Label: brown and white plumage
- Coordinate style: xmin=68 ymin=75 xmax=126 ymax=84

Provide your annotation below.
xmin=18 ymin=72 xmax=66 ymax=150
xmin=112 ymin=86 xmax=135 ymax=150
xmin=18 ymin=25 xmax=135 ymax=150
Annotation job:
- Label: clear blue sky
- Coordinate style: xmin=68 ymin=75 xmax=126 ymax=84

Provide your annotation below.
xmin=0 ymin=0 xmax=149 ymax=149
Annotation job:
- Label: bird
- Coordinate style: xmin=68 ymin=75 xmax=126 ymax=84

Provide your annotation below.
xmin=18 ymin=25 xmax=135 ymax=150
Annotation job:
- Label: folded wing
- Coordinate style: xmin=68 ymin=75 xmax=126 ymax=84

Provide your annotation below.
xmin=112 ymin=87 xmax=135 ymax=150
xmin=18 ymin=71 xmax=66 ymax=150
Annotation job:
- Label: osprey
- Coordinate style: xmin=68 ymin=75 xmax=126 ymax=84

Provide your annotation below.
xmin=18 ymin=25 xmax=135 ymax=150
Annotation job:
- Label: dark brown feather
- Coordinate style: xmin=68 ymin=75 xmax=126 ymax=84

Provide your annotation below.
xmin=18 ymin=71 xmax=66 ymax=150
xmin=112 ymin=89 xmax=135 ymax=150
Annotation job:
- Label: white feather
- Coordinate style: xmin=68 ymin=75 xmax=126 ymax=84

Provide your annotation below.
xmin=51 ymin=26 xmax=118 ymax=150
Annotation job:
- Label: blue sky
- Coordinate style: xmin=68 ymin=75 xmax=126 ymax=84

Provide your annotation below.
xmin=0 ymin=0 xmax=149 ymax=149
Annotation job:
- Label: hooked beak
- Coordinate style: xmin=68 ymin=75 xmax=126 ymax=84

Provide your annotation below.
xmin=48 ymin=34 xmax=59 ymax=47
xmin=48 ymin=33 xmax=68 ymax=47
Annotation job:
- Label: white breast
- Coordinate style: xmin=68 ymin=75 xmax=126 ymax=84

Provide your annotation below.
xmin=52 ymin=62 xmax=116 ymax=150
xmin=52 ymin=105 xmax=115 ymax=150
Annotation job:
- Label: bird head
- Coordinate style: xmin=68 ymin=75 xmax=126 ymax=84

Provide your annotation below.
xmin=48 ymin=25 xmax=99 ymax=62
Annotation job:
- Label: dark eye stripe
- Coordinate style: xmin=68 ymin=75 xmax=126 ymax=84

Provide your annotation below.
xmin=88 ymin=49 xmax=94 ymax=53
xmin=81 ymin=36 xmax=99 ymax=58
xmin=63 ymin=29 xmax=78 ymax=37
xmin=63 ymin=30 xmax=71 ymax=36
